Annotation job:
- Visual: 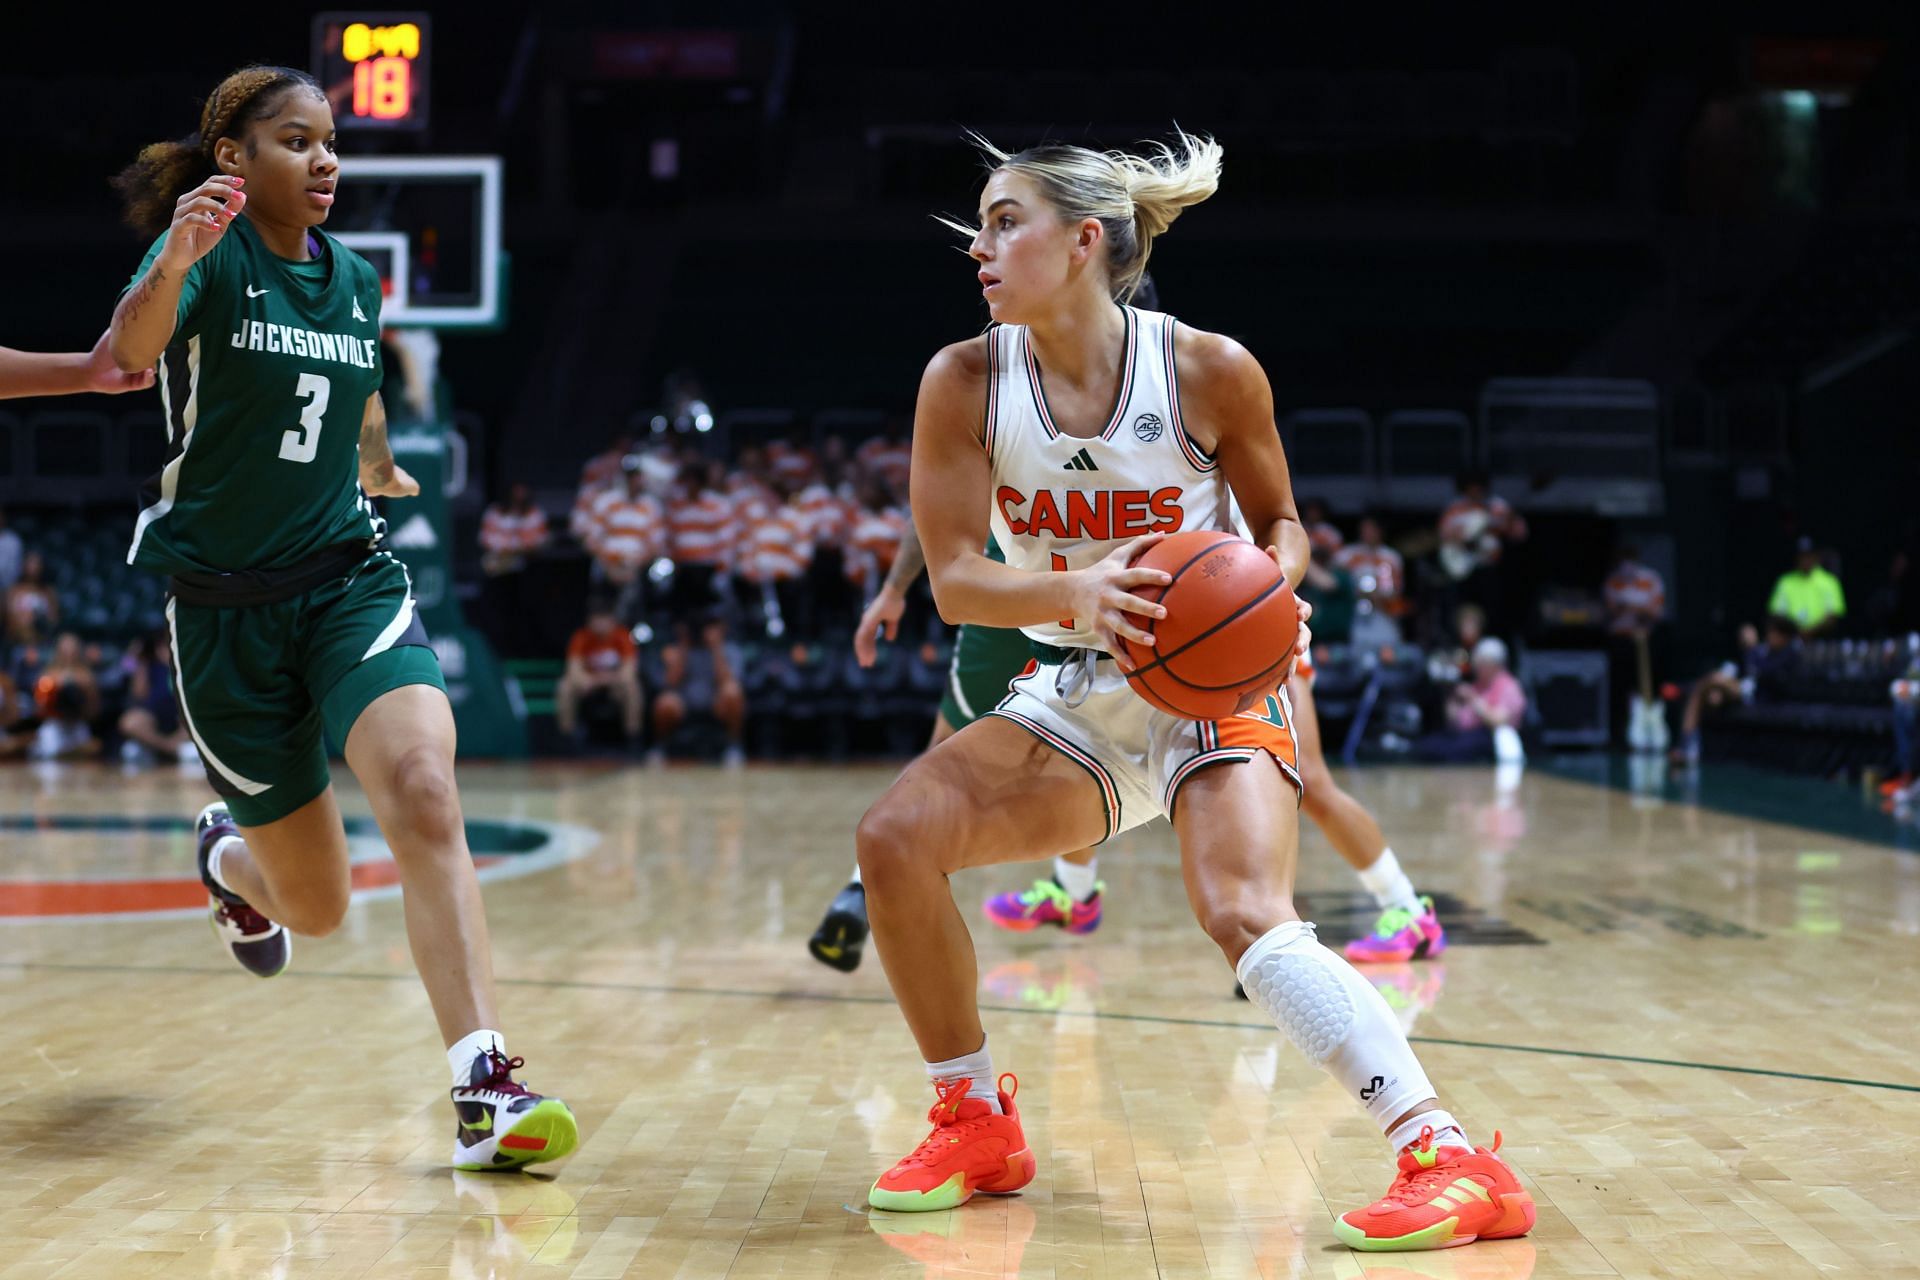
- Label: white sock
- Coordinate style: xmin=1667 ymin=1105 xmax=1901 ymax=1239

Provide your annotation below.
xmin=848 ymin=862 xmax=862 ymax=886
xmin=205 ymin=834 xmax=245 ymax=898
xmin=926 ymin=1036 xmax=1002 ymax=1113
xmin=448 ymin=1029 xmax=506 ymax=1086
xmin=1389 ymin=1108 xmax=1470 ymax=1154
xmin=1358 ymin=848 xmax=1423 ymax=917
xmin=1053 ymin=855 xmax=1099 ymax=903
xmin=1235 ymin=921 xmax=1463 ymax=1147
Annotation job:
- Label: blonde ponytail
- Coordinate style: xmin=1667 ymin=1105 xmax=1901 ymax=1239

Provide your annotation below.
xmin=939 ymin=128 xmax=1223 ymax=302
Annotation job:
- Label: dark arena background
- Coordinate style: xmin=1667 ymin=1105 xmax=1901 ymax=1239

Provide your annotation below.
xmin=0 ymin=10 xmax=1917 ymax=1279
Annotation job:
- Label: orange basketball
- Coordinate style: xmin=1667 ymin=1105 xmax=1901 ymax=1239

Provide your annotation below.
xmin=1120 ymin=530 xmax=1299 ymax=721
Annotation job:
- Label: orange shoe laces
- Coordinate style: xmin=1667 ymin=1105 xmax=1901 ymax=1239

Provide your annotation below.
xmin=892 ymin=1074 xmax=1017 ymax=1172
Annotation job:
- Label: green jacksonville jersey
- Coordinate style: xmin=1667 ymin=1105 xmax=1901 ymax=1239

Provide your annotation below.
xmin=124 ymin=215 xmax=387 ymax=575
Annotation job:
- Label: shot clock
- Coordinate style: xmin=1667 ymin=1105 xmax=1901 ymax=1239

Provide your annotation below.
xmin=312 ymin=12 xmax=431 ymax=130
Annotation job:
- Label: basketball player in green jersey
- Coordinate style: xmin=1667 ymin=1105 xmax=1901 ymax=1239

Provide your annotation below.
xmin=107 ymin=65 xmax=575 ymax=1172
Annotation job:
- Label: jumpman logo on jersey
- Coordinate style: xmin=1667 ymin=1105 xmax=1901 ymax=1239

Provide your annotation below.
xmin=352 ymin=297 xmax=368 ymax=323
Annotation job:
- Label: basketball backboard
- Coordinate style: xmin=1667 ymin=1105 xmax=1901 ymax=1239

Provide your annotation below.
xmin=328 ymin=155 xmax=503 ymax=329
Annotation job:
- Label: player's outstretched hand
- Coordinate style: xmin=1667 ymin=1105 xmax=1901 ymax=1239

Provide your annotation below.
xmin=82 ymin=331 xmax=154 ymax=394
xmin=854 ymin=585 xmax=907 ymax=668
xmin=157 ymin=176 xmax=245 ymax=274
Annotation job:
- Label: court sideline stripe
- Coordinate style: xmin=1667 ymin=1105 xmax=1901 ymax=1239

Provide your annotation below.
xmin=7 ymin=957 xmax=1917 ymax=1095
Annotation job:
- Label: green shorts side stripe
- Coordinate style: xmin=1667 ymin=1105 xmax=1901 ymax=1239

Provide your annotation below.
xmin=938 ymin=622 xmax=1036 ymax=730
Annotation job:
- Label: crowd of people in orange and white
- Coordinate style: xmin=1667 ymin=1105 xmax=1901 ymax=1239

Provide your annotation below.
xmin=555 ymin=433 xmax=913 ymax=638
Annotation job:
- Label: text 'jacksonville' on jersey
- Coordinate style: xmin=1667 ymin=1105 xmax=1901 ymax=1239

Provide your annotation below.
xmin=984 ymin=306 xmax=1233 ymax=651
xmin=124 ymin=214 xmax=387 ymax=575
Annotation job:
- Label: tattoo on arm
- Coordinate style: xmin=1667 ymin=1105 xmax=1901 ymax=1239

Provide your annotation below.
xmin=116 ymin=265 xmax=167 ymax=330
xmin=883 ymin=521 xmax=927 ymax=594
xmin=359 ymin=394 xmax=394 ymax=486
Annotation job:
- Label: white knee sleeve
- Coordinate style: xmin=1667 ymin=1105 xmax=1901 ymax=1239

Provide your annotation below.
xmin=1236 ymin=921 xmax=1436 ymax=1128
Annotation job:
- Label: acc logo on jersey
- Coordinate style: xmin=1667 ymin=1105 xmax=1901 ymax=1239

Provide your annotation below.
xmin=1133 ymin=412 xmax=1164 ymax=442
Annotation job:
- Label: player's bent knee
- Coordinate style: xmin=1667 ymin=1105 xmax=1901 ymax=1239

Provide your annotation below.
xmin=1194 ymin=899 xmax=1285 ymax=965
xmin=385 ymin=747 xmax=462 ymax=845
xmin=854 ymin=792 xmax=933 ymax=890
xmin=279 ymin=876 xmax=351 ymax=937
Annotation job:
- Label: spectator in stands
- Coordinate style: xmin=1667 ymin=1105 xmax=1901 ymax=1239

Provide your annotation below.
xmin=479 ymin=484 xmax=551 ymax=658
xmin=735 ymin=481 xmax=816 ymax=640
xmin=1301 ymin=542 xmax=1356 ymax=645
xmin=589 ymin=459 xmax=666 ymax=624
xmin=664 ymin=462 xmax=738 ymax=624
xmin=6 ymin=551 xmax=57 ymax=648
xmin=766 ymin=438 xmax=817 ymax=491
xmin=856 ymin=434 xmax=913 ymax=497
xmin=844 ymin=475 xmax=910 ymax=600
xmin=1405 ymin=637 xmax=1527 ymax=763
xmin=1337 ymin=516 xmax=1404 ymax=609
xmin=116 ymin=632 xmax=196 ymax=765
xmin=1879 ymin=642 xmax=1919 ymax=804
xmin=1300 ymin=498 xmax=1344 ymax=557
xmin=794 ymin=463 xmax=858 ymax=631
xmin=1336 ymin=515 xmax=1405 ymax=647
xmin=1437 ymin=471 xmax=1528 ymax=634
xmin=480 ymin=483 xmax=550 ymax=577
xmin=0 ymin=667 xmax=29 ymax=759
xmin=1603 ymin=545 xmax=1668 ymax=745
xmin=572 ymin=432 xmax=635 ymax=543
xmin=0 ymin=507 xmax=20 ymax=596
xmin=1769 ymin=537 xmax=1846 ymax=636
xmin=650 ymin=615 xmax=746 ymax=768
xmin=30 ymin=632 xmax=100 ymax=760
xmin=1425 ymin=602 xmax=1488 ymax=690
xmin=1672 ymin=617 xmax=1801 ymax=765
xmin=556 ymin=598 xmax=643 ymax=751
xmin=727 ymin=453 xmax=778 ymax=528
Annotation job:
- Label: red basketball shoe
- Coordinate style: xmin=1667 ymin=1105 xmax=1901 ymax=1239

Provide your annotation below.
xmin=868 ymin=1074 xmax=1037 ymax=1212
xmin=1334 ymin=1126 xmax=1535 ymax=1251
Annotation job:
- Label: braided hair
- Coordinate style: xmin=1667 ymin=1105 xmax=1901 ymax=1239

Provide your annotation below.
xmin=110 ymin=65 xmax=323 ymax=238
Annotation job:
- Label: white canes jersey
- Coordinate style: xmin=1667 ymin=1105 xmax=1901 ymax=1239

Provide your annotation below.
xmin=984 ymin=306 xmax=1233 ymax=651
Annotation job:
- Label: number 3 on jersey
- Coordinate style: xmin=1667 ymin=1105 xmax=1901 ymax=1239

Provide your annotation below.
xmin=280 ymin=373 xmax=330 ymax=464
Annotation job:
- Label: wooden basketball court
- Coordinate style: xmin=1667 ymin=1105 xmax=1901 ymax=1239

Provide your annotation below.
xmin=0 ymin=758 xmax=1914 ymax=1278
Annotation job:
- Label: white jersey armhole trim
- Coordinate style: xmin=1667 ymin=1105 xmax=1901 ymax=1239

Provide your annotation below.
xmin=1162 ymin=316 xmax=1218 ymax=473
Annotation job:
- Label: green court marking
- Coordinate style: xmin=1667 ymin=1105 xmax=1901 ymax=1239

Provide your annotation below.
xmin=1540 ymin=755 xmax=1920 ymax=854
xmin=9 ymin=958 xmax=1917 ymax=1095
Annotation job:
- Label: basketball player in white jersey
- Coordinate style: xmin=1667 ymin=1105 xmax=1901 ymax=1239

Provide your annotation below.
xmin=855 ymin=131 xmax=1531 ymax=1252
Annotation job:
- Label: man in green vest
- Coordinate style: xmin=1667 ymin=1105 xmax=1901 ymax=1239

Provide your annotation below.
xmin=1769 ymin=537 xmax=1847 ymax=636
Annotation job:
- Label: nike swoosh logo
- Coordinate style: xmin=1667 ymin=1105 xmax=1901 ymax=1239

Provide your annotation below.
xmin=246 ymin=286 xmax=269 ymax=298
xmin=460 ymin=1112 xmax=493 ymax=1132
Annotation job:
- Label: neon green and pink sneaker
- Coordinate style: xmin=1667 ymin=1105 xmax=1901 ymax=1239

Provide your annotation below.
xmin=983 ymin=878 xmax=1103 ymax=934
xmin=1344 ymin=896 xmax=1446 ymax=964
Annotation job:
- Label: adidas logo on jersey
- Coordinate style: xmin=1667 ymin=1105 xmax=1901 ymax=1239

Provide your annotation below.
xmin=1061 ymin=448 xmax=1099 ymax=472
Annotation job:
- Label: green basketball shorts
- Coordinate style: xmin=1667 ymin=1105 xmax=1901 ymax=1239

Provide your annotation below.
xmin=167 ymin=550 xmax=446 ymax=827
xmin=938 ymin=622 xmax=1037 ymax=730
